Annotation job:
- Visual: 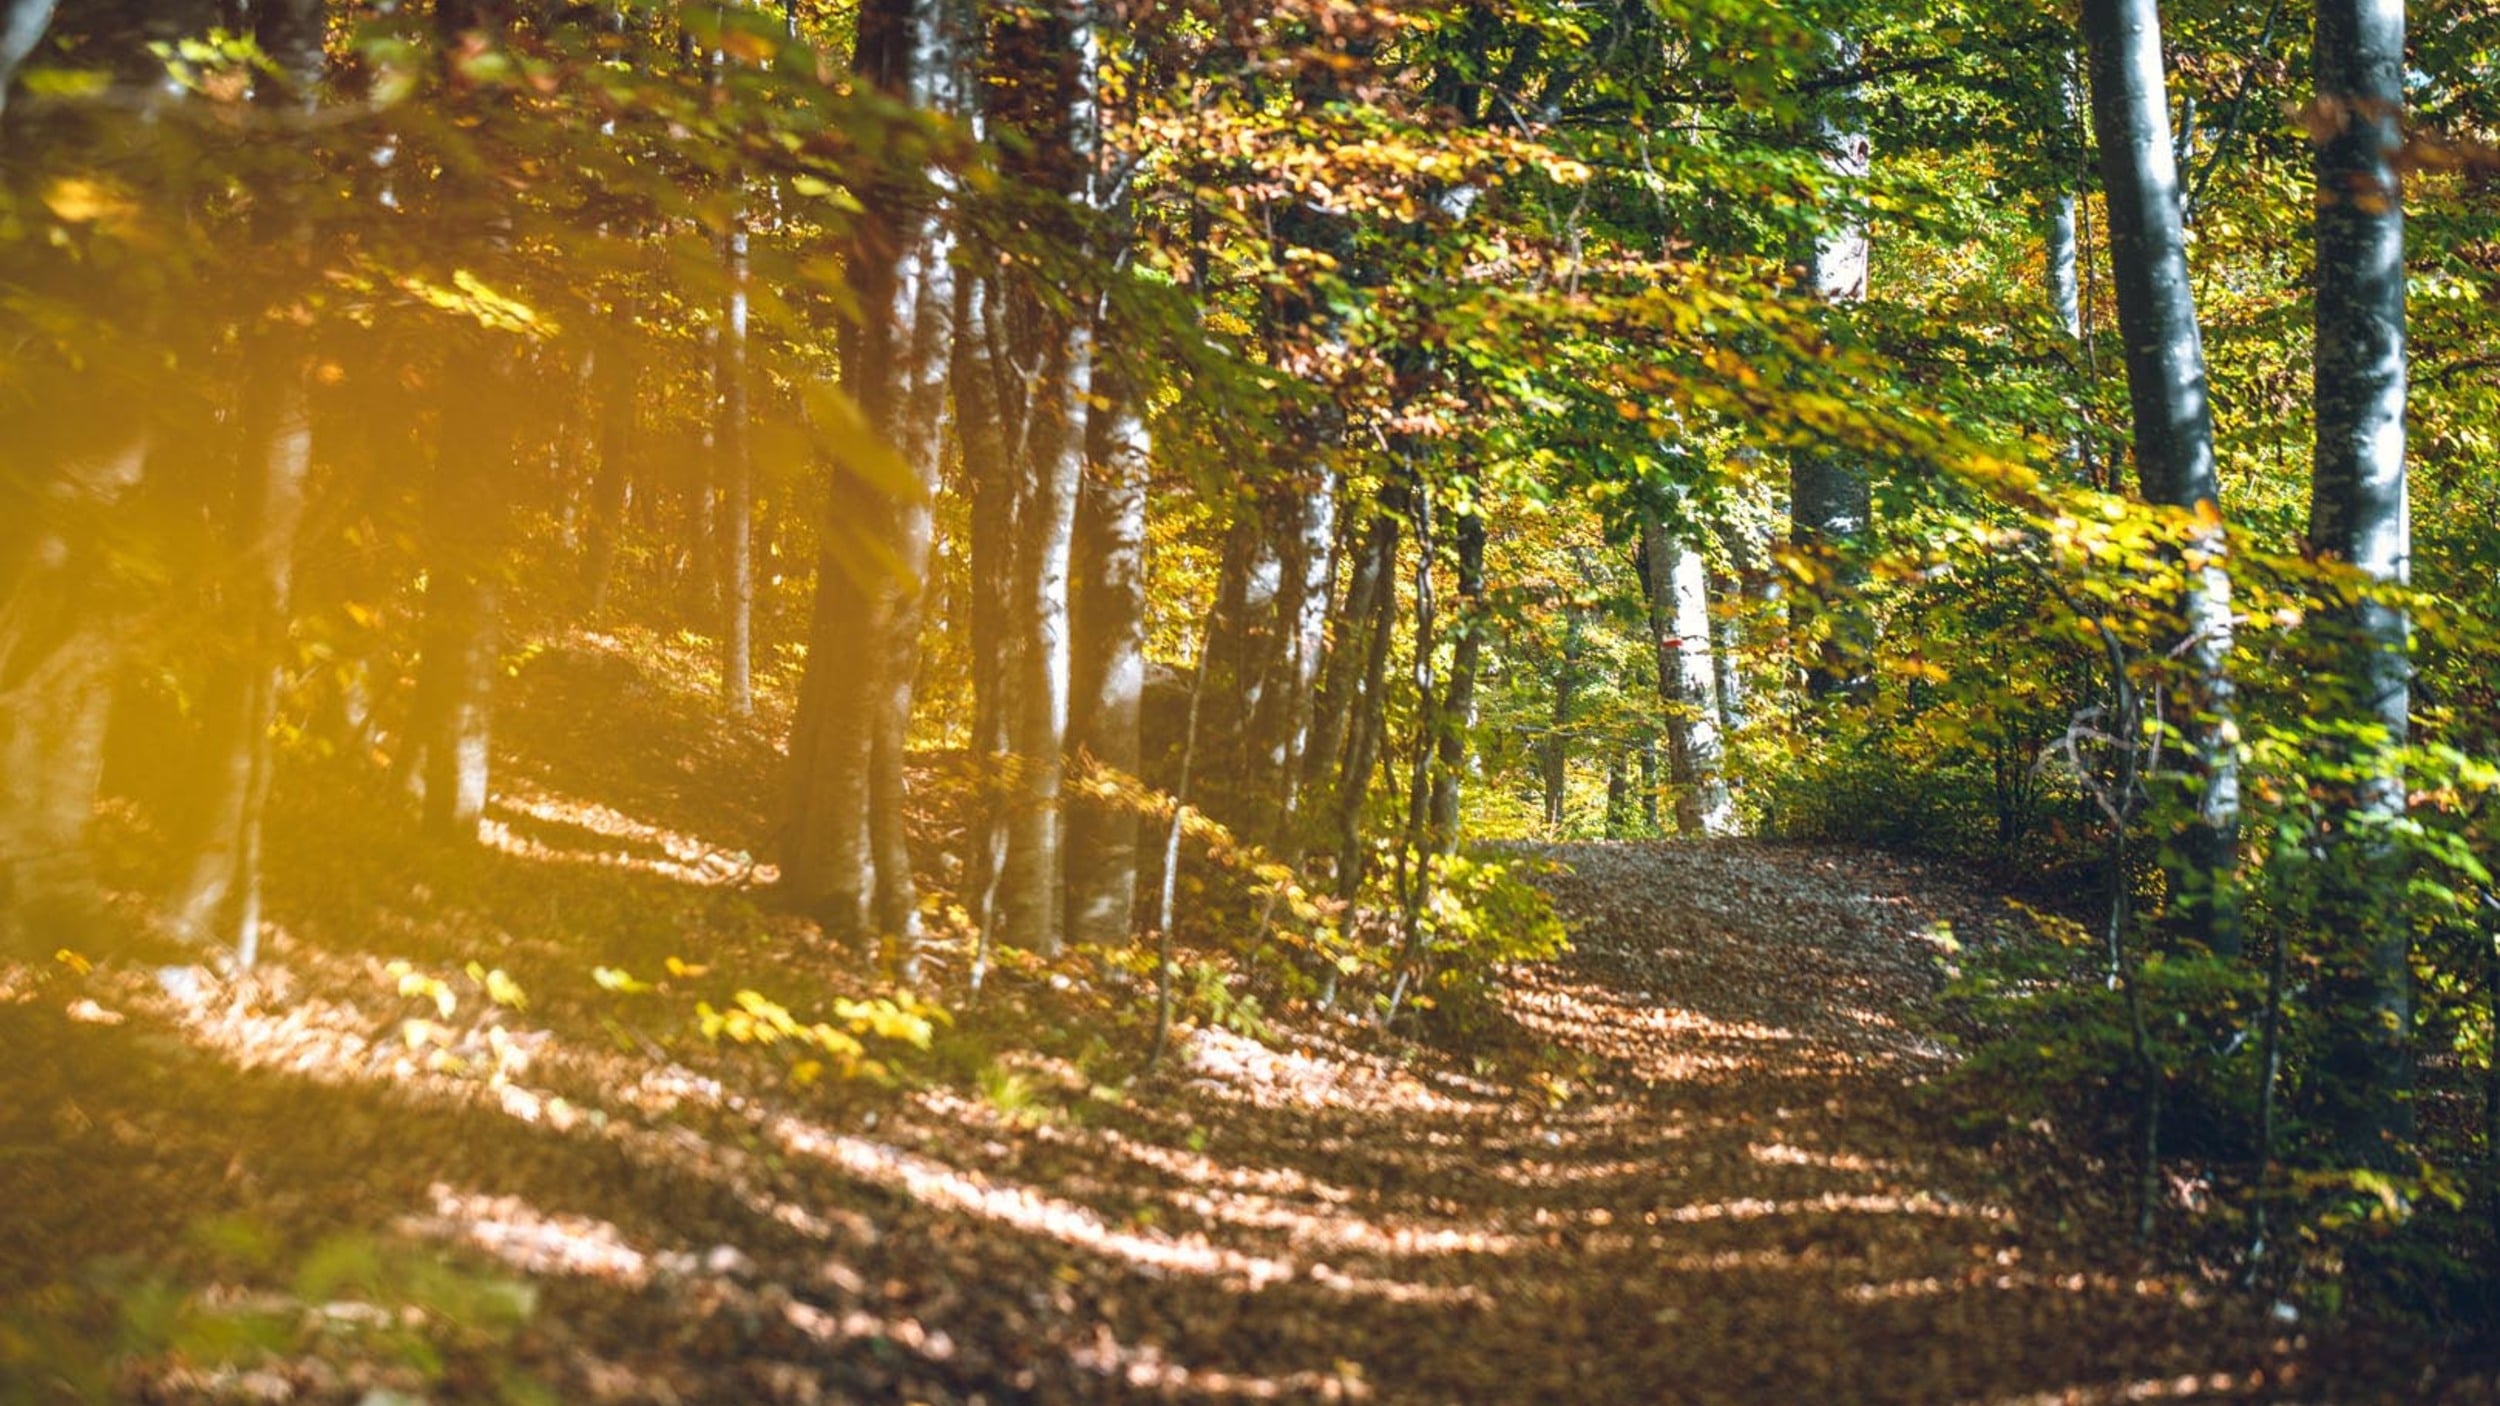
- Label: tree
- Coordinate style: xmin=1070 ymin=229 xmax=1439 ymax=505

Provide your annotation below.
xmin=1789 ymin=28 xmax=1874 ymax=698
xmin=2307 ymin=0 xmax=2411 ymax=1162
xmin=782 ymin=0 xmax=967 ymax=962
xmin=1640 ymin=489 xmax=1731 ymax=835
xmin=2079 ymin=0 xmax=2241 ymax=955
xmin=166 ymin=0 xmax=326 ymax=962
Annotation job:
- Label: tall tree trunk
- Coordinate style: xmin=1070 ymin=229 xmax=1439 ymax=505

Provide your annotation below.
xmin=0 ymin=428 xmax=146 ymax=954
xmin=2082 ymin=0 xmax=2242 ymax=956
xmin=1426 ymin=505 xmax=1484 ymax=845
xmin=959 ymin=272 xmax=1017 ymax=945
xmin=1542 ymin=600 xmax=1583 ymax=833
xmin=410 ymin=336 xmax=514 ymax=841
xmin=582 ymin=329 xmax=636 ymax=616
xmin=2308 ymin=0 xmax=2411 ymax=1163
xmin=2045 ymin=51 xmax=2100 ymax=485
xmin=783 ymin=0 xmax=962 ymax=964
xmin=1640 ymin=738 xmax=1661 ymax=833
xmin=1273 ymin=473 xmax=1338 ymax=855
xmin=1641 ymin=498 xmax=1731 ymax=835
xmin=1064 ymin=355 xmax=1150 ymax=948
xmin=1308 ymin=490 xmax=1397 ymax=798
xmin=1331 ymin=486 xmax=1405 ymax=902
xmin=2045 ymin=192 xmax=2083 ymax=341
xmin=996 ymin=287 xmax=1085 ymax=954
xmin=981 ymin=0 xmax=1100 ymax=956
xmin=169 ymin=0 xmax=323 ymax=962
xmin=0 ymin=0 xmax=57 ymax=121
xmin=1789 ymin=30 xmax=1873 ymax=697
xmin=716 ymin=195 xmax=755 ymax=717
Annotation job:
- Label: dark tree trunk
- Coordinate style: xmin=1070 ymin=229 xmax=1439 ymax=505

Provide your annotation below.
xmin=2082 ymin=0 xmax=2242 ymax=956
xmin=1541 ymin=598 xmax=1583 ymax=833
xmin=1308 ymin=490 xmax=1397 ymax=799
xmin=1330 ymin=485 xmax=1405 ymax=901
xmin=410 ymin=336 xmax=515 ymax=842
xmin=1640 ymin=738 xmax=1661 ymax=833
xmin=2308 ymin=0 xmax=2412 ymax=1164
xmin=1426 ymin=506 xmax=1484 ymax=846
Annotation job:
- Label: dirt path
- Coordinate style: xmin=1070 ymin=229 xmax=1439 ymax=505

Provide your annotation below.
xmin=996 ymin=840 xmax=2300 ymax=1405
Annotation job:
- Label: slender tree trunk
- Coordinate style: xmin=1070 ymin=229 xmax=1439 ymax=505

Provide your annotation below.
xmin=2046 ymin=192 xmax=2083 ymax=341
xmin=1332 ymin=480 xmax=1406 ymax=900
xmin=1604 ymin=753 xmax=1630 ymax=839
xmin=716 ymin=196 xmax=755 ymax=716
xmin=1542 ymin=602 xmax=1582 ymax=833
xmin=169 ymin=0 xmax=323 ymax=962
xmin=2046 ymin=51 xmax=2101 ymax=484
xmin=1426 ymin=505 xmax=1484 ymax=845
xmin=410 ymin=336 xmax=514 ymax=842
xmin=583 ymin=324 xmax=636 ymax=616
xmin=1641 ymin=498 xmax=1731 ymax=835
xmin=867 ymin=189 xmax=957 ymax=973
xmin=1640 ymin=738 xmax=1661 ymax=833
xmin=1308 ymin=492 xmax=1397 ymax=798
xmin=1065 ymin=355 xmax=1149 ymax=947
xmin=2082 ymin=0 xmax=2242 ymax=956
xmin=959 ymin=273 xmax=1017 ymax=944
xmin=997 ymin=286 xmax=1086 ymax=953
xmin=1789 ymin=30 xmax=1873 ymax=697
xmin=2308 ymin=0 xmax=2411 ymax=1163
xmin=1273 ymin=474 xmax=1338 ymax=855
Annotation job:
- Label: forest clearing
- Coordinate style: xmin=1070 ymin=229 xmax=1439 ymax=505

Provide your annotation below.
xmin=5 ymin=0 xmax=2500 ymax=1400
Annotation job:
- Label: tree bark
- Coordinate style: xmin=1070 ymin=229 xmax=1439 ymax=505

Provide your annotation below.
xmin=1330 ymin=483 xmax=1405 ymax=901
xmin=0 ymin=427 xmax=146 ymax=954
xmin=168 ymin=0 xmax=323 ymax=963
xmin=1064 ymin=355 xmax=1150 ymax=948
xmin=582 ymin=329 xmax=636 ymax=616
xmin=2082 ymin=0 xmax=2242 ymax=956
xmin=782 ymin=0 xmax=963 ymax=963
xmin=1642 ymin=497 xmax=1731 ymax=835
xmin=0 ymin=0 xmax=57 ymax=121
xmin=410 ymin=335 xmax=514 ymax=842
xmin=1541 ymin=597 xmax=1583 ymax=833
xmin=1426 ymin=505 xmax=1484 ymax=846
xmin=1789 ymin=30 xmax=1873 ymax=698
xmin=959 ymin=272 xmax=1017 ymax=945
xmin=716 ymin=197 xmax=754 ymax=717
xmin=2307 ymin=0 xmax=2411 ymax=1162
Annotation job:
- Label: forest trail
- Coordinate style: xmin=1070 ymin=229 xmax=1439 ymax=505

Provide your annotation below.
xmin=1012 ymin=839 xmax=2308 ymax=1406
xmin=0 ymin=644 xmax=2446 ymax=1404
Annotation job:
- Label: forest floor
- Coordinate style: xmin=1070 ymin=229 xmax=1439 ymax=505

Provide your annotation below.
xmin=3 ymin=629 xmax=2493 ymax=1404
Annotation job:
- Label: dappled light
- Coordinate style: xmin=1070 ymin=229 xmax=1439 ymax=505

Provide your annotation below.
xmin=4 ymin=0 xmax=2497 ymax=1399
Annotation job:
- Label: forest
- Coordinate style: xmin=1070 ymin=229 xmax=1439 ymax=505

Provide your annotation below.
xmin=2 ymin=0 xmax=2499 ymax=1400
